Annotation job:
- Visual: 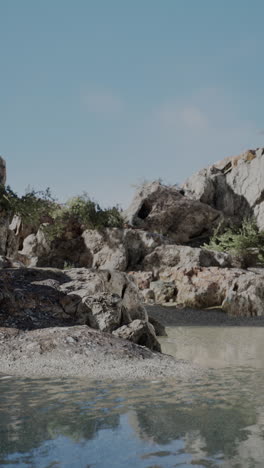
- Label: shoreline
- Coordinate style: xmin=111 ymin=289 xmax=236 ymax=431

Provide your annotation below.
xmin=1 ymin=305 xmax=264 ymax=380
xmin=146 ymin=305 xmax=264 ymax=327
xmin=0 ymin=323 xmax=199 ymax=380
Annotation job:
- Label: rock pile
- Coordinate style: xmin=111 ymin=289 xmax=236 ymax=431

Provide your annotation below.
xmin=1 ymin=145 xmax=264 ymax=346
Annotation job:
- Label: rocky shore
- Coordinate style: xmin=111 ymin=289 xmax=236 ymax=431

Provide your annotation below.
xmin=0 ymin=325 xmax=196 ymax=380
xmin=0 ymin=148 xmax=264 ymax=379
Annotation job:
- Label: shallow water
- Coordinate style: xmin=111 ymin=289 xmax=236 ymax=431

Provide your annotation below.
xmin=1 ymin=326 xmax=264 ymax=467
xmin=160 ymin=325 xmax=264 ymax=368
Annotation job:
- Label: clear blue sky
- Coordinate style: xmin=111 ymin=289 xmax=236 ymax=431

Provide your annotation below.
xmin=1 ymin=0 xmax=264 ymax=207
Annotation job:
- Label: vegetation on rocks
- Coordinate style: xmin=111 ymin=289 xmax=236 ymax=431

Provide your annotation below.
xmin=0 ymin=185 xmax=124 ymax=238
xmin=205 ymin=218 xmax=264 ymax=266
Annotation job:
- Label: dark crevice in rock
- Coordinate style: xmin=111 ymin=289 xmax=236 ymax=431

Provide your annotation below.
xmin=107 ymin=271 xmax=112 ymax=282
xmin=121 ymin=284 xmax=127 ymax=299
xmin=137 ymin=202 xmax=152 ymax=220
xmin=253 ymin=190 xmax=264 ymax=207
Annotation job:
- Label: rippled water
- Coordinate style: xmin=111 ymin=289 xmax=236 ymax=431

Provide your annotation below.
xmin=1 ymin=326 xmax=264 ymax=467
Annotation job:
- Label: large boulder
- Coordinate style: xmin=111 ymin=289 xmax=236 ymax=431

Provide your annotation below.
xmin=123 ymin=181 xmax=223 ymax=244
xmin=222 ymin=271 xmax=264 ymax=316
xmin=0 ymin=267 xmax=154 ymax=345
xmin=82 ymin=228 xmax=171 ymax=271
xmin=142 ymin=244 xmax=237 ymax=276
xmin=14 ymin=226 xmax=171 ymax=271
xmin=182 ymin=148 xmax=264 ymax=228
xmin=82 ymin=293 xmax=131 ymax=332
xmin=136 ymin=266 xmax=241 ymax=307
xmin=161 ymin=266 xmax=242 ymax=308
xmin=82 ymin=229 xmax=127 ymax=271
xmin=113 ymin=319 xmax=161 ymax=352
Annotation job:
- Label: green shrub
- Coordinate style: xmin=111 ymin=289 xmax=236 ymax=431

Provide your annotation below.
xmin=44 ymin=194 xmax=124 ymax=238
xmin=0 ymin=185 xmax=56 ymax=227
xmin=205 ymin=218 xmax=264 ymax=265
xmin=0 ymin=186 xmax=124 ymax=240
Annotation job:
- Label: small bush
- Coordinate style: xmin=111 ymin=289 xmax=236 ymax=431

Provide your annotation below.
xmin=0 ymin=186 xmax=124 ymax=240
xmin=63 ymin=194 xmax=123 ymax=229
xmin=205 ymin=218 xmax=264 ymax=265
xmin=0 ymin=185 xmax=56 ymax=227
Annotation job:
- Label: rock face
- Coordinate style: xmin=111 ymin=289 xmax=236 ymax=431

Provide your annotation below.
xmin=0 ymin=156 xmax=6 ymax=185
xmin=0 ymin=267 xmax=161 ymax=351
xmin=3 ymin=149 xmax=264 ymax=321
xmin=11 ymin=226 xmax=171 ymax=271
xmin=113 ymin=319 xmax=161 ymax=352
xmin=142 ymin=244 xmax=236 ymax=274
xmin=222 ymin=270 xmax=264 ymax=316
xmin=128 ymin=246 xmax=241 ymax=306
xmin=182 ymin=148 xmax=264 ymax=228
xmin=123 ymin=181 xmax=223 ymax=244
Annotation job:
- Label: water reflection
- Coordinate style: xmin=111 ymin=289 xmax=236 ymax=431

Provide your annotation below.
xmin=1 ymin=370 xmax=264 ymax=467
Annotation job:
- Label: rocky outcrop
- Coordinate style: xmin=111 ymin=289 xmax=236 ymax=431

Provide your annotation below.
xmin=142 ymin=244 xmax=237 ymax=275
xmin=0 ymin=267 xmax=162 ymax=350
xmin=129 ymin=245 xmax=242 ymax=306
xmin=3 ymin=149 xmax=264 ymax=321
xmin=132 ymin=266 xmax=242 ymax=308
xmin=0 ymin=156 xmax=6 ymax=185
xmin=222 ymin=270 xmax=264 ymax=316
xmin=123 ymin=181 xmax=223 ymax=244
xmin=11 ymin=225 xmax=171 ymax=270
xmin=164 ymin=266 xmax=242 ymax=308
xmin=182 ymin=148 xmax=264 ymax=228
xmin=133 ymin=264 xmax=264 ymax=316
xmin=113 ymin=319 xmax=161 ymax=352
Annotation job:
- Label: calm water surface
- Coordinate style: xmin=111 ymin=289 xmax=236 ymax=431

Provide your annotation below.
xmin=1 ymin=325 xmax=264 ymax=468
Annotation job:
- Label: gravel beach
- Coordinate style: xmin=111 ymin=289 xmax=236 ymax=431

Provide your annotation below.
xmin=2 ymin=305 xmax=262 ymax=380
xmin=0 ymin=323 xmax=200 ymax=380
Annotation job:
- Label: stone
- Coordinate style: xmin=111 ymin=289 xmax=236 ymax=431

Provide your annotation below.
xmin=113 ymin=319 xmax=161 ymax=352
xmin=0 ymin=156 xmax=6 ymax=185
xmin=158 ymin=266 xmax=243 ymax=309
xmin=140 ymin=288 xmax=155 ymax=304
xmin=149 ymin=280 xmax=177 ymax=303
xmin=82 ymin=228 xmax=127 ymax=271
xmin=148 ymin=315 xmax=167 ymax=336
xmin=0 ymin=212 xmax=10 ymax=256
xmin=123 ymin=181 xmax=223 ymax=244
xmin=182 ymin=148 xmax=264 ymax=229
xmin=222 ymin=271 xmax=264 ymax=316
xmin=0 ymin=267 xmax=155 ymax=345
xmin=128 ymin=271 xmax=154 ymax=289
xmin=82 ymin=228 xmax=170 ymax=271
xmin=142 ymin=244 xmax=235 ymax=275
xmin=82 ymin=293 xmax=131 ymax=332
xmin=103 ymin=270 xmax=147 ymax=321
